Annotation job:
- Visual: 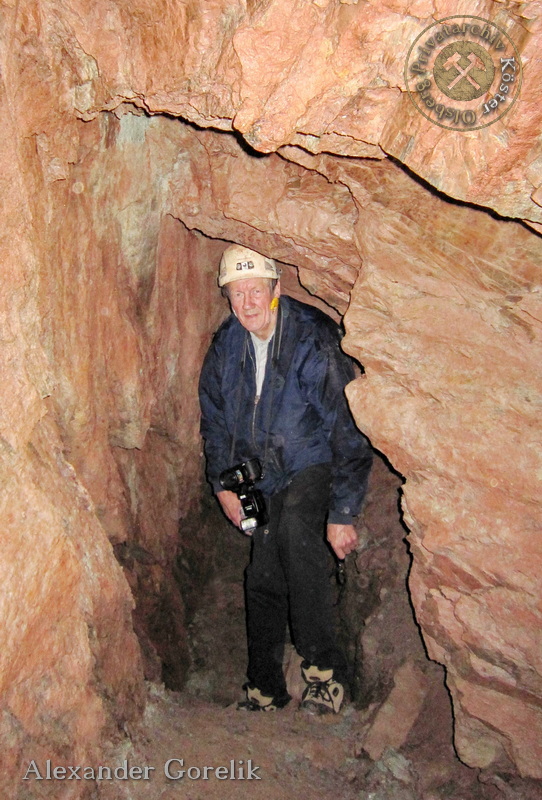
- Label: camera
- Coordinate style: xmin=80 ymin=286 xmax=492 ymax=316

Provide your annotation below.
xmin=219 ymin=458 xmax=268 ymax=532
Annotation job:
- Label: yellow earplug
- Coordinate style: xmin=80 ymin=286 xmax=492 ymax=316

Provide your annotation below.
xmin=270 ymin=297 xmax=279 ymax=310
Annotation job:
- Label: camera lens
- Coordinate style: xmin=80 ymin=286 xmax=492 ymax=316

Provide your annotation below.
xmin=219 ymin=467 xmax=244 ymax=490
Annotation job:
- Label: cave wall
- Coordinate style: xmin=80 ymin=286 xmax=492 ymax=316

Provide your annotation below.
xmin=1 ymin=43 xmax=231 ymax=782
xmin=34 ymin=108 xmax=230 ymax=687
xmin=164 ymin=120 xmax=542 ymax=779
xmin=344 ymin=161 xmax=542 ymax=778
xmin=25 ymin=0 xmax=542 ymax=224
xmin=0 ymin=66 xmax=146 ymax=791
xmin=1 ymin=0 xmax=541 ymax=788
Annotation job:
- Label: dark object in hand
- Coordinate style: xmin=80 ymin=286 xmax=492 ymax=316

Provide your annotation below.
xmin=220 ymin=458 xmax=268 ymax=532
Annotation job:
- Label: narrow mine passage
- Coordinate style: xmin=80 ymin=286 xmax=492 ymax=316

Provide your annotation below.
xmin=98 ymin=456 xmax=500 ymax=800
xmin=102 ymin=247 xmax=521 ymax=800
xmin=3 ymin=1 xmax=542 ymax=793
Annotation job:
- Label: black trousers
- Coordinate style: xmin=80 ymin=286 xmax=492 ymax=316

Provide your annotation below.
xmin=245 ymin=463 xmax=347 ymax=698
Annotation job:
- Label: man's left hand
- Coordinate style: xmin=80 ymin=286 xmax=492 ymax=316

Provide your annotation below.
xmin=327 ymin=523 xmax=358 ymax=560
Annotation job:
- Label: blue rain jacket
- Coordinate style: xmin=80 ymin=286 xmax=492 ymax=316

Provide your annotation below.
xmin=198 ymin=295 xmax=373 ymax=524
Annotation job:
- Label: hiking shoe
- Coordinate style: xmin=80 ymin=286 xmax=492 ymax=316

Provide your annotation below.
xmin=237 ymin=684 xmax=291 ymax=712
xmin=300 ymin=663 xmax=344 ymax=714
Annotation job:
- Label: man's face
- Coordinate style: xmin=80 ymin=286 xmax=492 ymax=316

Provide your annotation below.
xmin=228 ymin=277 xmax=280 ymax=340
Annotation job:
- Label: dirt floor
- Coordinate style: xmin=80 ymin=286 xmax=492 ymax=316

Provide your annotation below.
xmin=102 ymin=685 xmax=380 ymax=800
xmin=94 ymin=466 xmax=541 ymax=800
xmin=94 ymin=680 xmax=541 ymax=800
xmin=92 ymin=561 xmax=541 ymax=800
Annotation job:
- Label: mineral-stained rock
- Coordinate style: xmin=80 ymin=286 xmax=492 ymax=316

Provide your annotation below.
xmin=0 ymin=37 xmax=143 ymax=789
xmin=165 ymin=124 xmax=360 ymax=313
xmin=1 ymin=0 xmax=542 ymax=791
xmin=23 ymin=0 xmax=542 ymax=224
xmin=342 ymin=159 xmax=542 ymax=777
xmin=165 ymin=127 xmax=542 ymax=778
xmin=360 ymin=661 xmax=431 ymax=761
xmin=0 ymin=418 xmax=145 ymax=795
xmin=0 ymin=89 xmax=231 ymax=789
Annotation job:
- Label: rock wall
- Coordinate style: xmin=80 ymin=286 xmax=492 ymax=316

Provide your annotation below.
xmin=0 ymin=49 xmax=229 ymax=786
xmin=344 ymin=160 xmax=542 ymax=779
xmin=34 ymin=108 xmax=230 ymax=688
xmin=0 ymin=70 xmax=146 ymax=792
xmin=31 ymin=0 xmax=542 ymax=224
xmin=1 ymin=0 xmax=541 ymax=788
xmin=165 ymin=121 xmax=542 ymax=779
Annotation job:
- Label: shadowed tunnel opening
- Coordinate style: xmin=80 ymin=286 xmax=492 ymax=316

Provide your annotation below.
xmin=108 ymin=208 xmax=430 ymax=710
xmin=90 ymin=172 xmax=483 ymax=793
xmin=106 ymin=212 xmax=480 ymax=794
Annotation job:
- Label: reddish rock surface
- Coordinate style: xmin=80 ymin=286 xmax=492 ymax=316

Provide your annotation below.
xmin=19 ymin=0 xmax=542 ymax=224
xmin=163 ymin=124 xmax=542 ymax=777
xmin=342 ymin=159 xmax=542 ymax=778
xmin=0 ymin=0 xmax=541 ymax=794
xmin=360 ymin=662 xmax=430 ymax=761
xmin=0 ymin=89 xmax=231 ymax=788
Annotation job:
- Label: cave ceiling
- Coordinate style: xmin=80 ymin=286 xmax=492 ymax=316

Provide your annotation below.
xmin=24 ymin=0 xmax=542 ymax=227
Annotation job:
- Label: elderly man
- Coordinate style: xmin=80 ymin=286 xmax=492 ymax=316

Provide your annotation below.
xmin=199 ymin=244 xmax=373 ymax=713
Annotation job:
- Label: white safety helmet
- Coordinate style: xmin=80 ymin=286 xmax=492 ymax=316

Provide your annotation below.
xmin=218 ymin=244 xmax=280 ymax=287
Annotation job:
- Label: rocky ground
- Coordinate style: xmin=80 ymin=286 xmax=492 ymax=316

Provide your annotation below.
xmin=94 ymin=660 xmax=541 ymax=800
xmin=91 ymin=498 xmax=541 ymax=800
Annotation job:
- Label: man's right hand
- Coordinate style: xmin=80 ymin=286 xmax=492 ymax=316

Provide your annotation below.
xmin=216 ymin=490 xmax=247 ymax=532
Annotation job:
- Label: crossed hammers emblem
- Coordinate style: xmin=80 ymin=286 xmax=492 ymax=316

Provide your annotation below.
xmin=443 ymin=51 xmax=486 ymax=90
